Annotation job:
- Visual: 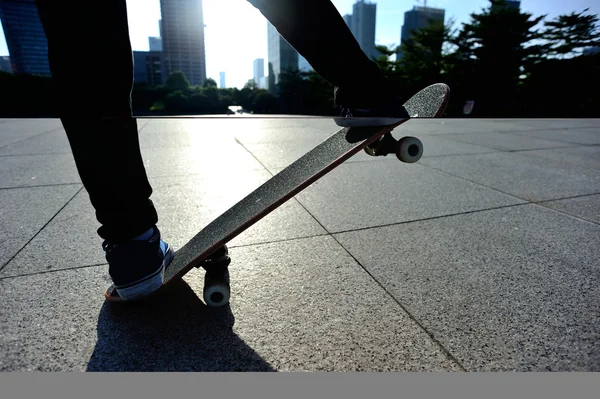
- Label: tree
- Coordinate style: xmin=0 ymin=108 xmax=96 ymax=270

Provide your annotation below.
xmin=542 ymin=9 xmax=600 ymax=59
xmin=166 ymin=71 xmax=190 ymax=92
xmin=447 ymin=0 xmax=545 ymax=116
xmin=397 ymin=19 xmax=455 ymax=97
xmin=204 ymin=78 xmax=217 ymax=88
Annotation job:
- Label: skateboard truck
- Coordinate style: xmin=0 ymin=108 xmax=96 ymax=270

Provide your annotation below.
xmin=365 ymin=132 xmax=424 ymax=163
xmin=195 ymin=245 xmax=231 ymax=271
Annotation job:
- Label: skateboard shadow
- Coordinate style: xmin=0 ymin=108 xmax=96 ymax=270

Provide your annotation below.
xmin=86 ymin=279 xmax=275 ymax=372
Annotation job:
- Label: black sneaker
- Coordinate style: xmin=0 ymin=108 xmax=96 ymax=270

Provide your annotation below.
xmin=103 ymin=226 xmax=175 ymax=300
xmin=333 ymin=95 xmax=410 ymax=127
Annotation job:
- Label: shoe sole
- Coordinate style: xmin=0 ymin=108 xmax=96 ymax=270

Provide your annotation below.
xmin=333 ymin=117 xmax=406 ymax=128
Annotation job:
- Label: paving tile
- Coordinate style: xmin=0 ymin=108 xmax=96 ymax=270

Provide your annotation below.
xmin=519 ymin=145 xmax=600 ymax=171
xmin=140 ymin=144 xmax=265 ymax=178
xmin=441 ymin=131 xmax=570 ymax=151
xmin=280 ymin=161 xmax=525 ymax=232
xmin=0 ymin=185 xmax=81 ymax=270
xmin=0 ymin=119 xmax=62 ymax=148
xmin=512 ymin=127 xmax=600 ymax=146
xmin=0 ymin=236 xmax=461 ymax=371
xmin=421 ymin=152 xmax=600 ymax=202
xmin=540 ymin=194 xmax=600 ymax=224
xmin=0 ymin=129 xmax=71 ymax=156
xmin=334 ymin=204 xmax=600 ymax=371
xmin=0 ymin=154 xmax=80 ymax=189
xmin=0 ymin=172 xmax=327 ymax=277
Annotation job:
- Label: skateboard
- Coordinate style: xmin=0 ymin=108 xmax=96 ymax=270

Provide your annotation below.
xmin=105 ymin=83 xmax=450 ymax=306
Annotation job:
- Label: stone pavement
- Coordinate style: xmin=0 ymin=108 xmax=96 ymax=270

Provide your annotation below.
xmin=0 ymin=117 xmax=598 ymax=371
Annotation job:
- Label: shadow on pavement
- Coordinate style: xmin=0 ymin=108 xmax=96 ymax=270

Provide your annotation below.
xmin=86 ymin=279 xmax=275 ymax=371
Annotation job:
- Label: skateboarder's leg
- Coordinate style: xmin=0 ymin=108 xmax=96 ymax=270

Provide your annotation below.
xmin=247 ymin=0 xmax=406 ymax=124
xmin=35 ymin=0 xmax=173 ymax=299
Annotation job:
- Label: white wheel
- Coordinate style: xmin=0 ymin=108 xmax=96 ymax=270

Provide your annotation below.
xmin=203 ymin=284 xmax=230 ymax=307
xmin=396 ymin=136 xmax=423 ymax=163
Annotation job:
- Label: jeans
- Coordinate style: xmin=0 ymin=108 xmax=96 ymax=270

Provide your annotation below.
xmin=34 ymin=0 xmax=390 ymax=243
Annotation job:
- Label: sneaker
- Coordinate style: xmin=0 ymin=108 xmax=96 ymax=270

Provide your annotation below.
xmin=103 ymin=226 xmax=175 ymax=301
xmin=333 ymin=95 xmax=410 ymax=128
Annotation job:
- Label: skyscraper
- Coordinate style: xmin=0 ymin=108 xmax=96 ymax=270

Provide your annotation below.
xmin=219 ymin=72 xmax=226 ymax=88
xmin=0 ymin=56 xmax=12 ymax=73
xmin=133 ymin=51 xmax=163 ymax=86
xmin=267 ymin=21 xmax=298 ymax=93
xmin=149 ymin=37 xmax=162 ymax=52
xmin=343 ymin=1 xmax=378 ymax=61
xmin=398 ymin=5 xmax=445 ymax=60
xmin=491 ymin=0 xmax=521 ymax=12
xmin=253 ymin=58 xmax=264 ymax=84
xmin=160 ymin=0 xmax=206 ymax=85
xmin=0 ymin=0 xmax=51 ymax=76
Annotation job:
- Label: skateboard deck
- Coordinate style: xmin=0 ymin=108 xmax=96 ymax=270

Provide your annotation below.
xmin=105 ymin=83 xmax=450 ymax=305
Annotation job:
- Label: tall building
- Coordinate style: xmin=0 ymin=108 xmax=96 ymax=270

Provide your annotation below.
xmin=133 ymin=51 xmax=163 ymax=86
xmin=398 ymin=5 xmax=445 ymax=60
xmin=267 ymin=21 xmax=298 ymax=93
xmin=0 ymin=56 xmax=12 ymax=73
xmin=219 ymin=71 xmax=225 ymax=88
xmin=0 ymin=0 xmax=50 ymax=76
xmin=160 ymin=0 xmax=206 ymax=85
xmin=491 ymin=0 xmax=520 ymax=11
xmin=253 ymin=58 xmax=264 ymax=84
xmin=298 ymin=55 xmax=313 ymax=72
xmin=149 ymin=37 xmax=162 ymax=51
xmin=343 ymin=1 xmax=377 ymax=61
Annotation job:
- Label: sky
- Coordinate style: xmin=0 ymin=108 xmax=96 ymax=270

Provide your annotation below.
xmin=0 ymin=0 xmax=598 ymax=88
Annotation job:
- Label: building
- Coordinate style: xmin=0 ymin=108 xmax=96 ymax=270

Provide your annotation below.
xmin=253 ymin=58 xmax=264 ymax=85
xmin=258 ymin=76 xmax=268 ymax=89
xmin=343 ymin=1 xmax=378 ymax=61
xmin=0 ymin=56 xmax=12 ymax=73
xmin=149 ymin=37 xmax=162 ymax=51
xmin=133 ymin=51 xmax=163 ymax=86
xmin=267 ymin=21 xmax=298 ymax=93
xmin=298 ymin=55 xmax=312 ymax=72
xmin=491 ymin=0 xmax=520 ymax=11
xmin=219 ymin=72 xmax=225 ymax=88
xmin=160 ymin=0 xmax=206 ymax=85
xmin=398 ymin=5 xmax=445 ymax=60
xmin=0 ymin=0 xmax=51 ymax=76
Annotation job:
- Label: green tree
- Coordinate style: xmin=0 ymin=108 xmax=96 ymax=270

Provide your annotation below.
xmin=542 ymin=9 xmax=600 ymax=58
xmin=397 ymin=19 xmax=455 ymax=97
xmin=204 ymin=77 xmax=217 ymax=88
xmin=166 ymin=71 xmax=190 ymax=92
xmin=276 ymin=68 xmax=306 ymax=114
xmin=447 ymin=0 xmax=545 ymax=116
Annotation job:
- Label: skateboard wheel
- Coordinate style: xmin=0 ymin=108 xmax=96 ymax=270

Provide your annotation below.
xmin=396 ymin=136 xmax=423 ymax=163
xmin=203 ymin=268 xmax=230 ymax=307
xmin=203 ymin=283 xmax=230 ymax=307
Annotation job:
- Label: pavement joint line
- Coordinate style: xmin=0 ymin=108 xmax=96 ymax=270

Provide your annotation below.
xmin=330 ymin=202 xmax=530 ymax=236
xmin=438 ymin=135 xmax=581 ymax=153
xmin=0 ymin=125 xmax=64 ymax=150
xmin=421 ymin=123 xmax=600 ymax=137
xmin=0 ymin=152 xmax=73 ymax=158
xmin=235 ymin=133 xmax=466 ymax=370
xmin=327 ymin=231 xmax=468 ymax=371
xmin=530 ymin=200 xmax=600 ymax=227
xmin=0 ymin=182 xmax=82 ymax=191
xmin=0 ymin=186 xmax=85 ymax=274
xmin=0 ymin=262 xmax=107 ymax=281
xmin=417 ymin=161 xmax=550 ymax=203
